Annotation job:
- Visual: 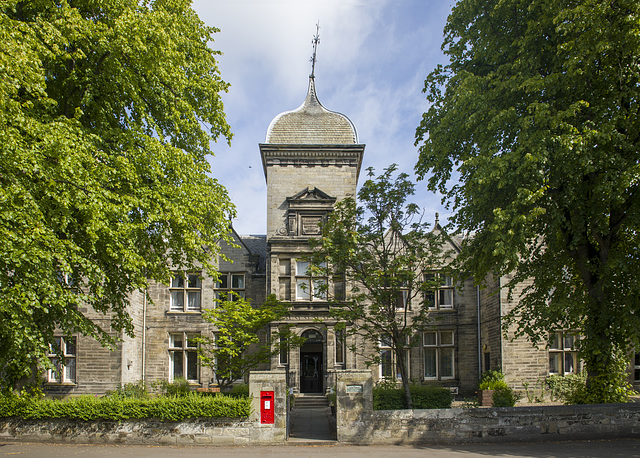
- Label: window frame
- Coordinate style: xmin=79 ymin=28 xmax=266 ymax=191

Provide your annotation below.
xmin=294 ymin=260 xmax=327 ymax=302
xmin=47 ymin=336 xmax=77 ymax=384
xmin=379 ymin=335 xmax=409 ymax=381
xmin=335 ymin=329 xmax=346 ymax=365
xmin=278 ymin=335 xmax=289 ymax=366
xmin=393 ymin=286 xmax=410 ymax=311
xmin=168 ymin=332 xmax=199 ymax=382
xmin=169 ymin=272 xmax=202 ymax=312
xmin=548 ymin=331 xmax=579 ymax=375
xmin=424 ymin=273 xmax=454 ymax=310
xmin=423 ymin=330 xmax=455 ymax=380
xmin=214 ymin=272 xmax=246 ymax=305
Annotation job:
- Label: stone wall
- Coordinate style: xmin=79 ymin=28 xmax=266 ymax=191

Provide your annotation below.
xmin=2 ymin=371 xmax=289 ymax=446
xmin=478 ymin=274 xmax=503 ymax=373
xmin=335 ymin=369 xmax=640 ymax=445
xmin=248 ymin=370 xmax=288 ymax=442
xmin=497 ymin=274 xmax=549 ymax=390
xmin=342 ymin=404 xmax=640 ymax=445
xmin=0 ymin=418 xmax=257 ymax=446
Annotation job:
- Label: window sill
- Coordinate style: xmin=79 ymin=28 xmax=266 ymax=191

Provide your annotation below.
xmin=44 ymin=382 xmax=77 ymax=387
xmin=166 ymin=311 xmax=202 ymax=315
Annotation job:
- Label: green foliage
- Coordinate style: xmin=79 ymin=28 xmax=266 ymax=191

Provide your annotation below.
xmin=478 ymin=370 xmax=506 ymax=390
xmin=522 ymin=381 xmax=546 ymax=403
xmin=415 ymin=0 xmax=640 ymax=403
xmin=0 ymin=0 xmax=234 ymax=387
xmin=546 ymin=373 xmax=587 ymax=403
xmin=411 ymin=385 xmax=454 ymax=409
xmin=226 ymin=384 xmax=250 ymax=398
xmin=153 ymin=378 xmax=191 ymax=398
xmin=0 ymin=392 xmax=250 ymax=421
xmin=373 ymin=383 xmax=453 ymax=410
xmin=105 ymin=381 xmax=149 ymax=399
xmin=310 ymin=165 xmax=444 ymax=409
xmin=197 ymin=295 xmax=304 ymax=388
xmin=547 ymin=365 xmax=636 ymax=405
xmin=492 ymin=385 xmax=520 ymax=407
xmin=327 ymin=386 xmax=336 ymax=407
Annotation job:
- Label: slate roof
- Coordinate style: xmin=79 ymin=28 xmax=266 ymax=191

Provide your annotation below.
xmin=265 ymin=77 xmax=358 ymax=144
xmin=239 ymin=234 xmax=267 ymax=274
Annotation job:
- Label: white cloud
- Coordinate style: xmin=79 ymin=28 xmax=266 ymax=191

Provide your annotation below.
xmin=194 ymin=0 xmax=454 ymax=234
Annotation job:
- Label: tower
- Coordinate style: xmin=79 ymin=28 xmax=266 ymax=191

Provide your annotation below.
xmin=259 ymin=66 xmax=364 ymax=393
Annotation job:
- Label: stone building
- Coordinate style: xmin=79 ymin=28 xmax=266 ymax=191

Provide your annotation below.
xmin=43 ymin=74 xmax=640 ymax=398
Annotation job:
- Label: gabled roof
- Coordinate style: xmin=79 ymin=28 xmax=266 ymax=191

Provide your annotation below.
xmin=239 ymin=234 xmax=267 ymax=274
xmin=226 ymin=225 xmax=268 ymax=274
xmin=431 ymin=213 xmax=462 ymax=254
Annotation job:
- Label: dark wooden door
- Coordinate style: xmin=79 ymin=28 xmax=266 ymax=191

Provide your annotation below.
xmin=300 ymin=352 xmax=323 ymax=393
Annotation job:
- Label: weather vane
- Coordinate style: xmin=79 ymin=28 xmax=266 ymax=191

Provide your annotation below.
xmin=310 ymin=22 xmax=320 ymax=78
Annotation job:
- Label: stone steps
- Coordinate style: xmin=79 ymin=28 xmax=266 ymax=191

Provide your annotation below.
xmin=294 ymin=394 xmax=329 ymax=408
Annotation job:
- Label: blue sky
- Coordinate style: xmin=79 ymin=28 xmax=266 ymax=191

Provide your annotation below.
xmin=192 ymin=0 xmax=455 ymax=235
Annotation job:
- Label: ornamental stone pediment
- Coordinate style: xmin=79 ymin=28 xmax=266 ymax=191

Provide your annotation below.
xmin=287 ymin=187 xmax=335 ymax=205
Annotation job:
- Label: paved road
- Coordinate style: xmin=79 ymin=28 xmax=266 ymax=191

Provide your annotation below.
xmin=1 ymin=439 xmax=639 ymax=457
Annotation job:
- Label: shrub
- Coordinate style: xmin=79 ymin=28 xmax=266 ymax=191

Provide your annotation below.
xmin=492 ymin=385 xmax=519 ymax=407
xmin=327 ymin=386 xmax=336 ymax=407
xmin=373 ymin=384 xmax=406 ymax=410
xmin=373 ymin=383 xmax=453 ymax=410
xmin=411 ymin=385 xmax=454 ymax=409
xmin=478 ymin=370 xmax=506 ymax=390
xmin=546 ymin=370 xmax=635 ymax=404
xmin=154 ymin=378 xmax=191 ymax=397
xmin=0 ymin=392 xmax=250 ymax=421
xmin=546 ymin=373 xmax=586 ymax=402
xmin=227 ymin=384 xmax=250 ymax=398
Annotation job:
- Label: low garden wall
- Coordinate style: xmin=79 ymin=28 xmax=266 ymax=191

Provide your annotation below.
xmin=336 ymin=370 xmax=640 ymax=445
xmin=0 ymin=371 xmax=288 ymax=446
xmin=0 ymin=417 xmax=256 ymax=446
xmin=347 ymin=403 xmax=640 ymax=445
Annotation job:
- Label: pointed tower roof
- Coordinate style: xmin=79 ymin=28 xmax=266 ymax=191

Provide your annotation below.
xmin=265 ymin=77 xmax=358 ymax=144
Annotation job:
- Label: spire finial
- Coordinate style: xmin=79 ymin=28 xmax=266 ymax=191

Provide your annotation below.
xmin=310 ymin=22 xmax=320 ymax=78
xmin=435 ymin=212 xmax=440 ymax=226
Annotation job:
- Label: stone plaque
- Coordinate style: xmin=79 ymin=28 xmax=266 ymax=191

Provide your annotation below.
xmin=301 ymin=216 xmax=322 ymax=235
xmin=346 ymin=384 xmax=363 ymax=393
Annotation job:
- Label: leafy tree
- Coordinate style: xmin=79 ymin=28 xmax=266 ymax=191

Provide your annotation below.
xmin=0 ymin=0 xmax=234 ymax=388
xmin=310 ymin=165 xmax=443 ymax=409
xmin=415 ymin=0 xmax=640 ymax=402
xmin=196 ymin=294 xmax=303 ymax=389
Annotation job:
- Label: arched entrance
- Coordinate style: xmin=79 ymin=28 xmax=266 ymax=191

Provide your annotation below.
xmin=299 ymin=329 xmax=324 ymax=393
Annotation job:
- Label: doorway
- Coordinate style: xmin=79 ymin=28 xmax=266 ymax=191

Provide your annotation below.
xmin=299 ymin=329 xmax=324 ymax=393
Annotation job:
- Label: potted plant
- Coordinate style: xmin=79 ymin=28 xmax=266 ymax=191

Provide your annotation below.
xmin=478 ymin=370 xmax=508 ymax=406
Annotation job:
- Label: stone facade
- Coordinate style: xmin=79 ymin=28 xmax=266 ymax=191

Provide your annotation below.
xmin=41 ymin=75 xmax=640 ymax=398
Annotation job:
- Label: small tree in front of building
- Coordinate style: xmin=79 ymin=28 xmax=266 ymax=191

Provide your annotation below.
xmin=196 ymin=294 xmax=303 ymax=389
xmin=310 ymin=165 xmax=444 ymax=409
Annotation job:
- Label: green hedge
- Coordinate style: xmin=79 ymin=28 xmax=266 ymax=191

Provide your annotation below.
xmin=0 ymin=393 xmax=251 ymax=421
xmin=373 ymin=385 xmax=453 ymax=410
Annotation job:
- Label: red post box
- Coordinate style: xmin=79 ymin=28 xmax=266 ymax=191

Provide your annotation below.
xmin=260 ymin=390 xmax=274 ymax=424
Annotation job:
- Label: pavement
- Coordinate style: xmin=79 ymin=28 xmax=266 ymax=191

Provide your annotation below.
xmin=1 ymin=439 xmax=639 ymax=457
xmin=288 ymin=406 xmax=335 ymax=444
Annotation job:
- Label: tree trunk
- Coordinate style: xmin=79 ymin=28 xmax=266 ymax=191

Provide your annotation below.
xmin=396 ymin=348 xmax=413 ymax=409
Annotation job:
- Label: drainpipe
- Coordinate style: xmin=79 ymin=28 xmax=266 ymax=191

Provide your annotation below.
xmin=477 ymin=285 xmax=482 ymax=378
xmin=142 ymin=289 xmax=147 ymax=383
